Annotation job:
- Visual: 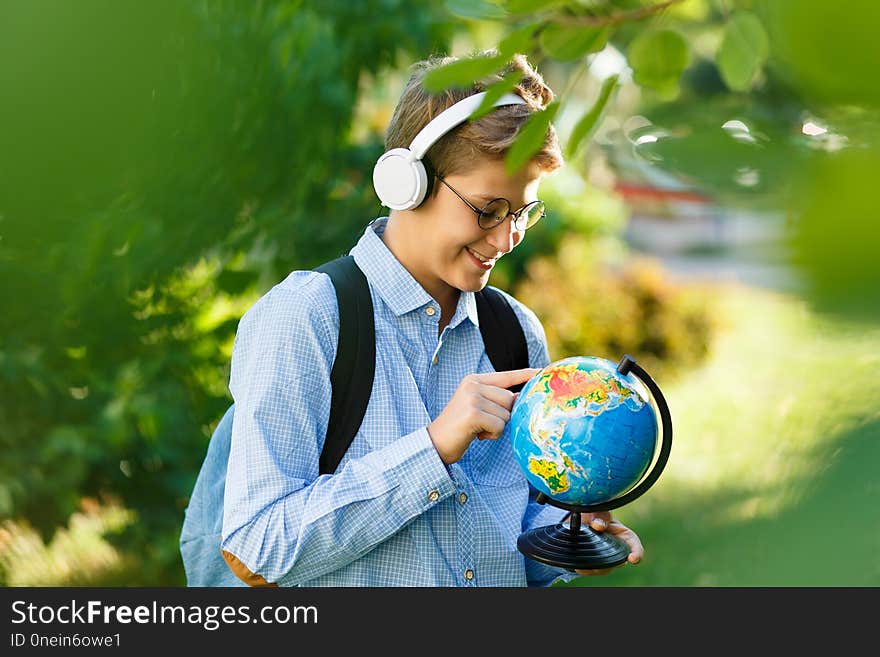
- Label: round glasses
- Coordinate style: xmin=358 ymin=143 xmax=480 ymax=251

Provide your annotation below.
xmin=437 ymin=176 xmax=546 ymax=231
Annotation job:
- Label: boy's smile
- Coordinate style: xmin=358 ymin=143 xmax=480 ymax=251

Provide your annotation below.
xmin=465 ymin=246 xmax=499 ymax=269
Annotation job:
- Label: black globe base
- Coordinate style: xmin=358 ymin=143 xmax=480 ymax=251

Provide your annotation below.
xmin=517 ymin=514 xmax=630 ymax=571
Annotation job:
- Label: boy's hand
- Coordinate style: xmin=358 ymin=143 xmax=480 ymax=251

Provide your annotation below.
xmin=427 ymin=368 xmax=539 ymax=465
xmin=574 ymin=512 xmax=644 ymax=576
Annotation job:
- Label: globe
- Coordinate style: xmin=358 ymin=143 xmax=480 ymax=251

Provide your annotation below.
xmin=507 ymin=355 xmax=659 ymax=507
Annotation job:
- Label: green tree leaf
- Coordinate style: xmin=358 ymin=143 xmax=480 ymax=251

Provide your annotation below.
xmin=505 ymin=0 xmax=567 ymax=14
xmin=627 ymin=29 xmax=690 ymax=95
xmin=540 ymin=24 xmax=610 ymax=61
xmin=422 ymin=53 xmax=509 ymax=92
xmin=498 ymin=21 xmax=541 ymax=58
xmin=445 ymin=0 xmax=507 ymax=20
xmin=566 ymin=74 xmax=618 ymax=159
xmin=762 ymin=0 xmax=880 ymax=106
xmin=717 ymin=11 xmax=769 ymax=91
xmin=471 ymin=72 xmax=524 ymax=121
xmin=505 ymin=101 xmax=560 ymax=174
xmin=792 ymin=147 xmax=880 ymax=320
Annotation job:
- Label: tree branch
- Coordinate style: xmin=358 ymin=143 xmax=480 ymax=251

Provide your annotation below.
xmin=553 ymin=0 xmax=687 ymax=28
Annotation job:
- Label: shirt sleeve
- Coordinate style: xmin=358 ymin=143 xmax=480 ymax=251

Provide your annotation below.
xmin=221 ymin=272 xmax=455 ymax=586
xmin=497 ymin=288 xmax=578 ymax=587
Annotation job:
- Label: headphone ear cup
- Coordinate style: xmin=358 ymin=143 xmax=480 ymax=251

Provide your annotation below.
xmin=373 ymin=148 xmax=428 ymax=210
xmin=411 ymin=158 xmax=429 ymax=207
xmin=419 ymin=158 xmax=436 ymax=207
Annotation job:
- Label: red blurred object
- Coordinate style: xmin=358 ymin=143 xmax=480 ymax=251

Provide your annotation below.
xmin=614 ymin=181 xmax=711 ymax=205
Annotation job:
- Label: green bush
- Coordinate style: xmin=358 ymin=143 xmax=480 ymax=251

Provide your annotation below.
xmin=515 ymin=234 xmax=715 ymax=381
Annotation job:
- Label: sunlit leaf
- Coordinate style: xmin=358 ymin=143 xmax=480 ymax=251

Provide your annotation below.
xmin=540 ymin=24 xmax=610 ymax=61
xmin=498 ymin=21 xmax=542 ymax=58
xmin=566 ymin=74 xmax=618 ymax=159
xmin=505 ymin=0 xmax=567 ymax=14
xmin=717 ymin=11 xmax=769 ymax=91
xmin=792 ymin=147 xmax=880 ymax=319
xmin=761 ymin=0 xmax=880 ymax=106
xmin=422 ymin=53 xmax=509 ymax=92
xmin=627 ymin=29 xmax=690 ymax=95
xmin=445 ymin=0 xmax=507 ymax=20
xmin=471 ymin=72 xmax=524 ymax=121
xmin=505 ymin=101 xmax=560 ymax=174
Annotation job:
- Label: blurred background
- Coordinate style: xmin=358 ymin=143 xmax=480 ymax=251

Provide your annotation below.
xmin=1 ymin=0 xmax=877 ymax=586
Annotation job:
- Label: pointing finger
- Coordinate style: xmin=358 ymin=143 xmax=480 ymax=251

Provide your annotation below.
xmin=475 ymin=368 xmax=541 ymax=388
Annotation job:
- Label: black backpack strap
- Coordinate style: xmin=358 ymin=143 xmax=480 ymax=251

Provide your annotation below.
xmin=474 ymin=287 xmax=530 ymax=392
xmin=314 ymin=255 xmax=375 ymax=475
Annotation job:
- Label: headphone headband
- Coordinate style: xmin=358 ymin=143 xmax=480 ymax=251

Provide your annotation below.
xmin=409 ymin=91 xmax=526 ymax=159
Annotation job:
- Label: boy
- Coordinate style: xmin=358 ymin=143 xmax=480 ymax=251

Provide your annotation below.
xmin=220 ymin=53 xmax=643 ymax=586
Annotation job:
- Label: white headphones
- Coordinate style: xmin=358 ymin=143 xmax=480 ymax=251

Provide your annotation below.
xmin=372 ymin=91 xmax=527 ymax=211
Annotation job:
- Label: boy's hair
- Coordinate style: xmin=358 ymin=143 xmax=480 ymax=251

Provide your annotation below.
xmin=384 ymin=52 xmax=563 ymax=183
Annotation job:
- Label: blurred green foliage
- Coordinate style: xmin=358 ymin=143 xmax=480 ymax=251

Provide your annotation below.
xmin=789 ymin=147 xmax=880 ymax=321
xmin=436 ymin=0 xmax=880 ymax=319
xmin=515 ymin=234 xmax=714 ymax=381
xmin=761 ymin=0 xmax=880 ymax=108
xmin=491 ymin=166 xmax=629 ymax=288
xmin=8 ymin=0 xmax=873 ymax=586
xmin=0 ymin=0 xmax=452 ymax=584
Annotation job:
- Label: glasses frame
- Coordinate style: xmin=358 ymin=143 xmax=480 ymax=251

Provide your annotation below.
xmin=436 ymin=175 xmax=545 ymax=231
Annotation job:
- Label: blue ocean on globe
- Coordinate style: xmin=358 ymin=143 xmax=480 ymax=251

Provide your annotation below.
xmin=506 ymin=356 xmax=658 ymax=506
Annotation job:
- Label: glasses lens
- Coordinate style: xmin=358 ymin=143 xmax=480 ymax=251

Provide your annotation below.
xmin=521 ymin=201 xmax=545 ymax=229
xmin=478 ymin=198 xmax=510 ymax=229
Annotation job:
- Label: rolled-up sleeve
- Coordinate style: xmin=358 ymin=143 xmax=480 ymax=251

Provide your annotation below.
xmin=220 ymin=272 xmax=454 ymax=586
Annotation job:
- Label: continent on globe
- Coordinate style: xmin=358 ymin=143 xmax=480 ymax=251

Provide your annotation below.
xmin=527 ymin=457 xmax=570 ymax=493
xmin=507 ymin=356 xmax=659 ymax=506
xmin=525 ymin=360 xmax=635 ymax=415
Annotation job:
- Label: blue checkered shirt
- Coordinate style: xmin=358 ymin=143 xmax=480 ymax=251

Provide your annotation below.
xmin=221 ymin=218 xmax=573 ymax=586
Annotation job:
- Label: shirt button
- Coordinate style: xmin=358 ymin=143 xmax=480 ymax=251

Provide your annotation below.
xmin=458 ymin=492 xmax=468 ymax=505
xmin=427 ymin=490 xmax=440 ymax=503
xmin=425 ymin=306 xmax=436 ymax=316
xmin=464 ymin=568 xmax=475 ymax=581
xmin=432 ymin=354 xmax=439 ymax=365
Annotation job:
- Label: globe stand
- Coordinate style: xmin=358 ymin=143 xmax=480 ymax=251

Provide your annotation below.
xmin=517 ymin=354 xmax=673 ymax=572
xmin=517 ymin=496 xmax=631 ymax=570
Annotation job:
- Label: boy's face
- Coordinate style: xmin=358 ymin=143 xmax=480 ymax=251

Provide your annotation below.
xmin=419 ymin=157 xmax=543 ymax=295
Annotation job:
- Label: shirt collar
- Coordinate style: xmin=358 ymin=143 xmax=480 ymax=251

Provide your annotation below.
xmin=350 ymin=217 xmax=480 ymax=328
